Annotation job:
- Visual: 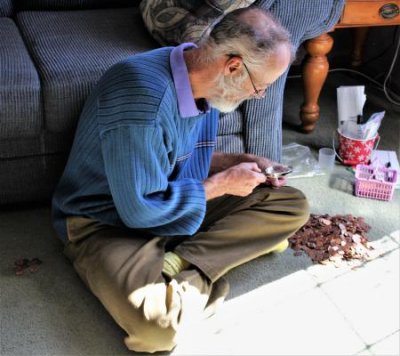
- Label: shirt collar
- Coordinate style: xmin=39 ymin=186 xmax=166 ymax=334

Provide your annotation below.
xmin=170 ymin=43 xmax=210 ymax=118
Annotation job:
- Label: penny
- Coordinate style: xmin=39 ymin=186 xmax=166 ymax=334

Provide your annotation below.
xmin=289 ymin=214 xmax=372 ymax=265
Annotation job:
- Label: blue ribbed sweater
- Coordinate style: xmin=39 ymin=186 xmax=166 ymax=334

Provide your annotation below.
xmin=52 ymin=47 xmax=218 ymax=242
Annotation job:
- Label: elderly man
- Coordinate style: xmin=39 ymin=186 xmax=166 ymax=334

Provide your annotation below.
xmin=141 ymin=0 xmax=345 ymax=160
xmin=52 ymin=7 xmax=309 ymax=353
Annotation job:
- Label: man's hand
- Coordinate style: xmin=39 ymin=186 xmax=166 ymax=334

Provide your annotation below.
xmin=209 ymin=152 xmax=289 ymax=192
xmin=203 ymin=162 xmax=267 ymax=200
xmin=237 ymin=155 xmax=289 ymax=189
xmin=265 ymin=175 xmax=287 ymax=189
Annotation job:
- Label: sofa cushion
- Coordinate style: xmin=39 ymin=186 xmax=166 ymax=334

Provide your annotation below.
xmin=15 ymin=0 xmax=139 ymax=12
xmin=216 ymin=111 xmax=245 ymax=153
xmin=17 ymin=7 xmax=158 ymax=153
xmin=0 ymin=0 xmax=12 ymax=16
xmin=0 ymin=18 xmax=43 ymax=158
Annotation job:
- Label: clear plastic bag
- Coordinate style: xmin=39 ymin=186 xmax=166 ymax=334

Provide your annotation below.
xmin=282 ymin=143 xmax=324 ymax=178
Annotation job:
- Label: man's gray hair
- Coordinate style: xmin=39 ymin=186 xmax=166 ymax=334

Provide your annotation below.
xmin=200 ymin=7 xmax=295 ymax=69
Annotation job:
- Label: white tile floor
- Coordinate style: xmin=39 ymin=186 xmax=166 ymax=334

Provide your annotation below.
xmin=173 ymin=234 xmax=400 ymax=355
xmin=321 ymin=250 xmax=399 ymax=347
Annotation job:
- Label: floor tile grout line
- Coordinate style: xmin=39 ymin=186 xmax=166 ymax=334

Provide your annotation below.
xmin=354 ymin=328 xmax=400 ymax=355
xmin=316 ymin=274 xmax=400 ymax=355
xmin=305 ymin=245 xmax=400 ymax=288
xmin=390 ymin=236 xmax=400 ymax=246
xmin=389 ymin=228 xmax=400 ymax=246
xmin=315 ymin=283 xmax=371 ymax=353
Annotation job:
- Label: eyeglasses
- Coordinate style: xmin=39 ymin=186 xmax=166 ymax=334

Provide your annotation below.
xmin=242 ymin=62 xmax=267 ymax=99
xmin=226 ymin=54 xmax=269 ymax=99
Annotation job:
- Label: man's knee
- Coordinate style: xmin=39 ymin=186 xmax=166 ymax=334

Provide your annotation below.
xmin=285 ymin=186 xmax=310 ymax=228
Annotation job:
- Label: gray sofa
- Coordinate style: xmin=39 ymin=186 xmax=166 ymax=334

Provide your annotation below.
xmin=0 ymin=0 xmax=158 ymax=204
xmin=0 ymin=0 xmax=344 ymax=205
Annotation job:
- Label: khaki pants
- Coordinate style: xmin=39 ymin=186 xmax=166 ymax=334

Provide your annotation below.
xmin=64 ymin=186 xmax=309 ymax=353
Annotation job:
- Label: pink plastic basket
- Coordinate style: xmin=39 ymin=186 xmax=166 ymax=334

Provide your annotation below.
xmin=355 ymin=164 xmax=398 ymax=201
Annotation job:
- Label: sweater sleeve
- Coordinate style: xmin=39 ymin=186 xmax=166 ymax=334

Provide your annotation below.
xmin=100 ymin=123 xmax=207 ymax=236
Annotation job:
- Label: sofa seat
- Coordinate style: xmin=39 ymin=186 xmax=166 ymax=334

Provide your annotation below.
xmin=216 ymin=110 xmax=245 ymax=154
xmin=0 ymin=0 xmax=345 ymax=205
xmin=16 ymin=7 xmax=158 ymax=154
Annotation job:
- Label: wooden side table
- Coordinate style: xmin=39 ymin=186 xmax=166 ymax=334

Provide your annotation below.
xmin=300 ymin=0 xmax=400 ymax=133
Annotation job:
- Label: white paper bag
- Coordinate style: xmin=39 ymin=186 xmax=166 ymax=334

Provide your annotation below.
xmin=337 ymin=85 xmax=366 ymax=130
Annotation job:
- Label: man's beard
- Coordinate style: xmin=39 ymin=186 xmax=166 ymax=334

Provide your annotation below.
xmin=208 ymin=96 xmax=246 ymax=113
xmin=207 ymin=73 xmax=250 ymax=113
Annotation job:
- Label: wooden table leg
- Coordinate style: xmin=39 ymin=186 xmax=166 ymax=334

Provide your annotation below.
xmin=300 ymin=32 xmax=334 ymax=133
xmin=351 ymin=27 xmax=369 ymax=66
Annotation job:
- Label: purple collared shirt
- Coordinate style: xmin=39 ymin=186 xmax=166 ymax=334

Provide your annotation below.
xmin=170 ymin=43 xmax=210 ymax=118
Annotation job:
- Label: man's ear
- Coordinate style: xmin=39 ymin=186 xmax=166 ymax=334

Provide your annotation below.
xmin=224 ymin=55 xmax=242 ymax=76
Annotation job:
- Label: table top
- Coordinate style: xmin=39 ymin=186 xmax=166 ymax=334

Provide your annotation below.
xmin=336 ymin=0 xmax=400 ymax=28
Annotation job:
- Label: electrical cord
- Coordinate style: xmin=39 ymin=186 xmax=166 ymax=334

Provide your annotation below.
xmin=288 ymin=28 xmax=400 ymax=106
xmin=383 ymin=29 xmax=400 ymax=105
xmin=357 ymin=26 xmax=399 ymax=68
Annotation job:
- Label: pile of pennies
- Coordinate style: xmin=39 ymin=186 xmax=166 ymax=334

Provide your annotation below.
xmin=289 ymin=214 xmax=373 ymax=266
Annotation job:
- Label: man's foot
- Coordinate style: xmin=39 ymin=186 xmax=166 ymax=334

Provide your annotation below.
xmin=128 ymin=269 xmax=229 ymax=331
xmin=174 ymin=269 xmax=229 ymax=319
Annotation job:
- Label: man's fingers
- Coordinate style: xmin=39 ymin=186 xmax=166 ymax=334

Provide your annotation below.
xmin=255 ymin=172 xmax=267 ymax=184
xmin=267 ymin=176 xmax=287 ymax=188
xmin=237 ymin=162 xmax=261 ymax=172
